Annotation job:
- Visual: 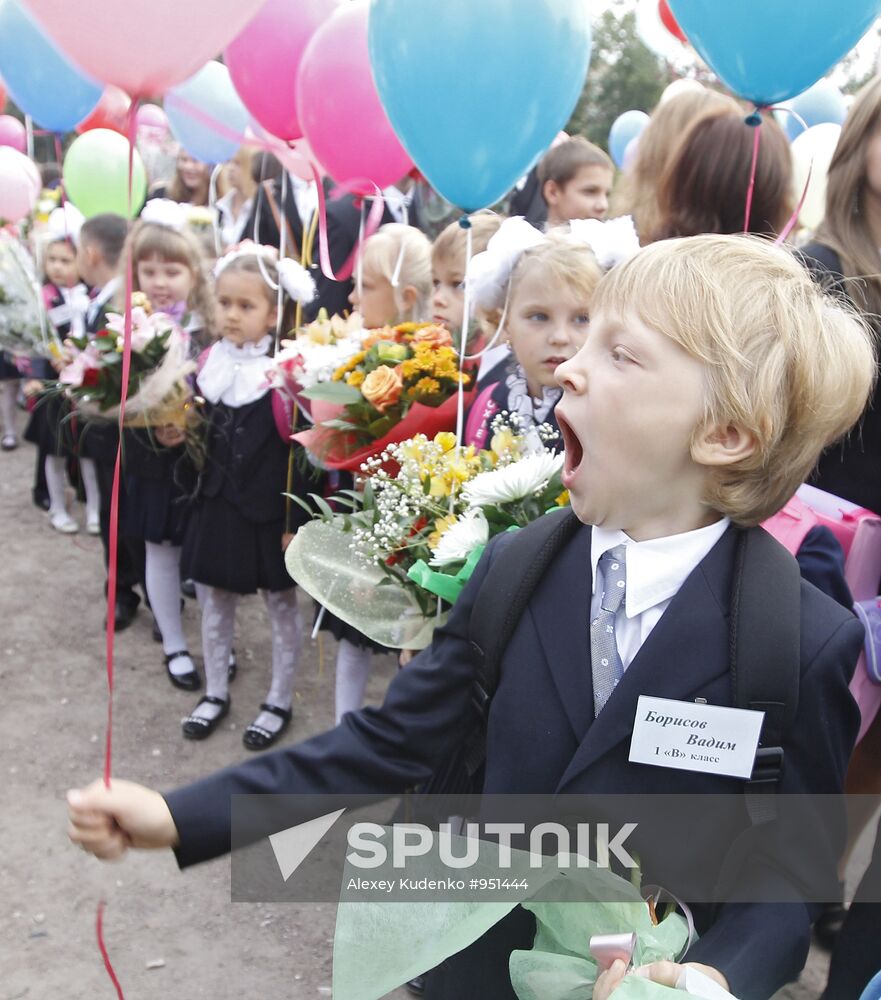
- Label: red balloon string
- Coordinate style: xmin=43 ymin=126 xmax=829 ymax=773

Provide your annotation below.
xmin=95 ymin=98 xmax=140 ymax=1000
xmin=743 ymin=121 xmax=762 ymax=234
xmin=162 ymin=91 xmax=386 ymax=280
xmin=96 ymin=902 xmax=126 ymax=1000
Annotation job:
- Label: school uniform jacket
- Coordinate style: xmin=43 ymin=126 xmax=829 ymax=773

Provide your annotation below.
xmin=164 ymin=522 xmax=863 ymax=999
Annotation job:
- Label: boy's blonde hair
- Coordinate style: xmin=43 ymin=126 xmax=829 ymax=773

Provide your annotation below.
xmin=360 ymin=223 xmax=432 ymax=322
xmin=432 ymin=212 xmax=503 ymax=272
xmin=593 ymin=234 xmax=876 ymax=526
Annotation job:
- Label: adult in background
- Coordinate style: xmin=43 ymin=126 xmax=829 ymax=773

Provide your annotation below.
xmin=797 ymin=75 xmax=881 ymax=1000
xmin=148 ymin=149 xmax=211 ymax=208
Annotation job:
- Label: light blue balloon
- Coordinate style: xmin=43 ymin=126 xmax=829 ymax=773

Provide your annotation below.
xmin=667 ymin=0 xmax=881 ymax=106
xmin=0 ymin=0 xmax=102 ymax=133
xmin=609 ymin=110 xmax=649 ymax=169
xmin=368 ymin=0 xmax=591 ymax=212
xmin=166 ymin=61 xmax=250 ymax=165
xmin=785 ymin=79 xmax=847 ymax=141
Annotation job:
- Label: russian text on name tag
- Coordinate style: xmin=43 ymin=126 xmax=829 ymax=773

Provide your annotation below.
xmin=629 ymin=695 xmax=764 ymax=779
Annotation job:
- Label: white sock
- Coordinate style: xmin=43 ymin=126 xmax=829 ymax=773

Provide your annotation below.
xmin=145 ymin=541 xmax=193 ymax=676
xmin=254 ymin=588 xmax=301 ymax=733
xmin=334 ymin=638 xmax=372 ymax=724
xmin=0 ymin=380 xmax=18 ymax=437
xmin=45 ymin=454 xmax=70 ymax=518
xmin=192 ymin=583 xmax=236 ymax=721
xmin=80 ymin=457 xmax=100 ymax=522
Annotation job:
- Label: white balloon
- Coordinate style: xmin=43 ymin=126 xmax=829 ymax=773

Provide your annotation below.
xmin=660 ymin=78 xmax=705 ymax=104
xmin=790 ymin=122 xmax=842 ymax=232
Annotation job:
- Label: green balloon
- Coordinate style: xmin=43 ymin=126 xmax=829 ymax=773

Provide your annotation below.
xmin=63 ymin=128 xmax=147 ymax=219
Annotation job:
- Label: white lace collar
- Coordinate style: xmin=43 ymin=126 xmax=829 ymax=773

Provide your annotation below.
xmin=198 ymin=335 xmax=273 ymax=407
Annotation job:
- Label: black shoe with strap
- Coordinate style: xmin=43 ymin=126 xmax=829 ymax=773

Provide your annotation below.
xmin=182 ymin=695 xmax=230 ymax=740
xmin=242 ymin=703 xmax=292 ymax=751
xmin=165 ymin=651 xmax=201 ymax=692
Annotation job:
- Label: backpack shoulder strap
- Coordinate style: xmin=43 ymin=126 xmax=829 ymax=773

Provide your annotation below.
xmin=761 ymin=494 xmax=819 ymax=556
xmin=467 ymin=508 xmax=582 ymax=713
xmin=731 ymin=526 xmax=802 ymax=823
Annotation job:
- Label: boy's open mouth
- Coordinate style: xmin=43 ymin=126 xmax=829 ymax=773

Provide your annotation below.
xmin=557 ymin=412 xmax=583 ymax=485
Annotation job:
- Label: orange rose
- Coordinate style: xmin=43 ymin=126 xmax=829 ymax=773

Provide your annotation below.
xmin=362 ymin=326 xmax=398 ymax=348
xmin=411 ymin=324 xmax=453 ymax=349
xmin=361 ymin=365 xmax=403 ymax=412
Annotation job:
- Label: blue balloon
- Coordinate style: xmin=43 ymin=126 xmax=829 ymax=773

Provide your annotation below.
xmin=0 ymin=0 xmax=103 ymax=133
xmin=785 ymin=79 xmax=847 ymax=141
xmin=667 ymin=0 xmax=881 ymax=106
xmin=608 ymin=110 xmax=649 ymax=169
xmin=368 ymin=0 xmax=591 ymax=212
xmin=166 ymin=61 xmax=250 ymax=165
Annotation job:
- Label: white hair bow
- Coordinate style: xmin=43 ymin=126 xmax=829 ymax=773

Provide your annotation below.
xmin=466 ymin=216 xmax=545 ymax=312
xmin=568 ymin=215 xmax=641 ymax=271
xmin=141 ymin=198 xmax=191 ymax=231
xmin=46 ymin=204 xmax=85 ymax=247
xmin=214 ymin=246 xmax=317 ymax=305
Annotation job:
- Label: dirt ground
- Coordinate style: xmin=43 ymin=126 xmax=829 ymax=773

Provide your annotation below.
xmin=0 ymin=437 xmax=872 ymax=1000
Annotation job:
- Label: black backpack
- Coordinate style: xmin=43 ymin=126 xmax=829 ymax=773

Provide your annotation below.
xmin=427 ymin=507 xmax=800 ymax=823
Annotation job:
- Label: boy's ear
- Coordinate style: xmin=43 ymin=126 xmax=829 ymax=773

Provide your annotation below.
xmin=542 ymin=178 xmax=561 ymax=208
xmin=691 ymin=421 xmax=758 ymax=468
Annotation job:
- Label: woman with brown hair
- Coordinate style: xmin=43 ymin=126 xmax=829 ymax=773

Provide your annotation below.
xmin=798 ymin=76 xmax=881 ymax=1000
xmin=611 ymin=88 xmax=738 ymax=243
xmin=651 ymin=106 xmax=793 ymax=242
xmin=148 ymin=149 xmax=212 ymax=207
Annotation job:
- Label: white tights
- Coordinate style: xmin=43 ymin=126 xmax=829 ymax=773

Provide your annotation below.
xmin=334 ymin=638 xmax=373 ymax=724
xmin=145 ymin=541 xmax=192 ymax=677
xmin=45 ymin=454 xmax=100 ymax=521
xmin=0 ymin=380 xmax=17 ymax=437
xmin=193 ymin=584 xmax=302 ymax=726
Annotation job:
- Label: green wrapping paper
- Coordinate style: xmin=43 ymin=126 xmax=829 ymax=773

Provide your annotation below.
xmin=332 ymin=835 xmax=690 ymax=1000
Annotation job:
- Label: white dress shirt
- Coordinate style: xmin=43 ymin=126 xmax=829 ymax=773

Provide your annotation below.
xmin=590 ymin=517 xmax=731 ymax=670
xmin=198 ymin=335 xmax=273 ymax=408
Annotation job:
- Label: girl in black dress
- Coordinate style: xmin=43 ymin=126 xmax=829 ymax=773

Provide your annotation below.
xmin=181 ymin=249 xmax=321 ymax=749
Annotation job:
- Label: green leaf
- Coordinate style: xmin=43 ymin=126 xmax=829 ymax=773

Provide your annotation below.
xmin=301 ymin=381 xmax=363 ymax=404
xmin=309 ymin=493 xmax=335 ymax=520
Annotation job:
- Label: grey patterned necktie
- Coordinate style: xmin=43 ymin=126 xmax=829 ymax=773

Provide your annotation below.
xmin=591 ymin=545 xmax=627 ymax=716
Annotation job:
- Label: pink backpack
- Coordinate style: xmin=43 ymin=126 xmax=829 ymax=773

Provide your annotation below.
xmin=763 ymin=486 xmax=881 ymax=742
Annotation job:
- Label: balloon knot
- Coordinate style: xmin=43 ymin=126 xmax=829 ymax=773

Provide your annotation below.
xmin=744 ymin=111 xmax=763 ymax=127
xmin=458 ymin=215 xmax=472 ymax=230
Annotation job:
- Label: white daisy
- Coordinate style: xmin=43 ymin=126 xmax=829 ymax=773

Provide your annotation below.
xmin=461 ymin=451 xmax=563 ymax=508
xmin=430 ymin=510 xmax=489 ymax=567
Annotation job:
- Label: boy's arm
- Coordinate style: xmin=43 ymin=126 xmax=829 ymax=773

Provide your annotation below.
xmin=71 ymin=532 xmax=503 ymax=866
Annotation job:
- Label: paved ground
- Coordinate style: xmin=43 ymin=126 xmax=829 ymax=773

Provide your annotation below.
xmin=0 ymin=436 xmax=874 ymax=999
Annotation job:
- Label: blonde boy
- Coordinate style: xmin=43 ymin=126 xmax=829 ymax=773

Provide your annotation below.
xmin=69 ymin=235 xmax=873 ymax=1000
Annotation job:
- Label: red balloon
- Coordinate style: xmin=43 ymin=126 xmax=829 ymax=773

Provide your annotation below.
xmin=658 ymin=0 xmax=688 ymax=43
xmin=75 ymin=86 xmax=131 ymax=135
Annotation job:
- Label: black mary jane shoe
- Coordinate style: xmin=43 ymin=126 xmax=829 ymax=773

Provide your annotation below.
xmin=165 ymin=650 xmax=201 ymax=692
xmin=242 ymin=703 xmax=292 ymax=751
xmin=180 ymin=577 xmax=197 ymax=599
xmin=181 ymin=695 xmax=229 ymax=740
xmin=405 ymin=976 xmax=426 ymax=996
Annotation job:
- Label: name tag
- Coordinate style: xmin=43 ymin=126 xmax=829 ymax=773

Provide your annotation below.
xmin=628 ymin=695 xmax=764 ymax=779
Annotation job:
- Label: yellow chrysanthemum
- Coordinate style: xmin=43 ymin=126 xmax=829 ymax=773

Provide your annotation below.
xmin=554 ymin=490 xmax=570 ymax=508
xmin=434 ymin=431 xmax=457 ymax=453
xmin=346 ymin=370 xmax=365 ymax=387
xmin=412 ymin=376 xmax=441 ymax=396
xmin=490 ymin=427 xmax=517 ymax=459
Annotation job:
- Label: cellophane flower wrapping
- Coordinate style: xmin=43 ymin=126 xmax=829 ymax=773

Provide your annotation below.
xmin=285 ymin=420 xmax=566 ymax=649
xmin=54 ymin=304 xmax=196 ymax=427
xmin=332 ymin=838 xmax=690 ymax=1000
xmin=0 ymin=231 xmax=55 ymax=358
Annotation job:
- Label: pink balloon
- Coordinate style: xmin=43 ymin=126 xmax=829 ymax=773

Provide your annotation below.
xmin=0 ymin=147 xmax=40 ymax=223
xmin=296 ymin=0 xmax=412 ymax=191
xmin=136 ymin=103 xmax=168 ymax=132
xmin=20 ymin=0 xmax=269 ymax=96
xmin=226 ymin=0 xmax=338 ymax=142
xmin=0 ymin=114 xmax=26 ymax=153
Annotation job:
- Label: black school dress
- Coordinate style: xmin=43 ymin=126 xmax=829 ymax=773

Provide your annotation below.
xmin=181 ymin=342 xmax=322 ymax=594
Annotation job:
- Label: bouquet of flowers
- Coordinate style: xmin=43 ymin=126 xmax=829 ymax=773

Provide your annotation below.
xmin=289 ymin=321 xmax=476 ymax=471
xmin=285 ymin=419 xmax=565 ymax=649
xmin=55 ymin=298 xmax=196 ymax=427
xmin=0 ymin=231 xmax=56 ymax=358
